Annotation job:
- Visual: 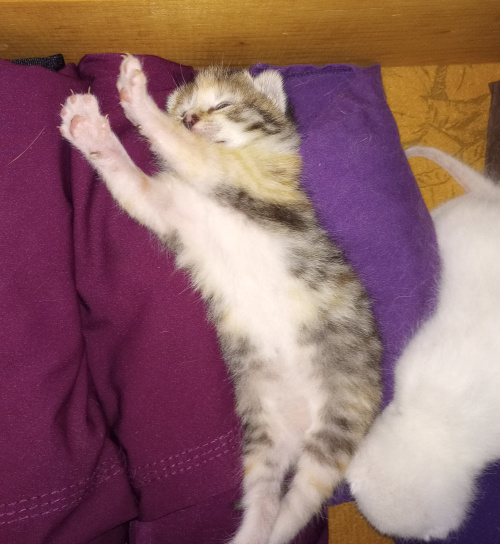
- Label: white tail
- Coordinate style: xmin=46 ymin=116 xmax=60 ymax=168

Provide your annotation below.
xmin=405 ymin=146 xmax=496 ymax=195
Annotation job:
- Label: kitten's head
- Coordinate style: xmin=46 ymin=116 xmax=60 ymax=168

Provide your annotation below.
xmin=166 ymin=67 xmax=298 ymax=150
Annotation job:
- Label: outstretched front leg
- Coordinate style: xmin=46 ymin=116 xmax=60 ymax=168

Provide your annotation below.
xmin=117 ymin=55 xmax=221 ymax=184
xmin=60 ymin=92 xmax=169 ymax=235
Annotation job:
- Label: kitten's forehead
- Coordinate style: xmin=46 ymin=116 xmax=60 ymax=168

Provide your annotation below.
xmin=191 ymin=79 xmax=235 ymax=107
xmin=168 ymin=68 xmax=255 ymax=113
xmin=196 ymin=67 xmax=252 ymax=92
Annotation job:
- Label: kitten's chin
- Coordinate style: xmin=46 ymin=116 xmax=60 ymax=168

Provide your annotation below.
xmin=191 ymin=123 xmax=250 ymax=148
xmin=202 ymin=134 xmax=229 ymax=146
xmin=198 ymin=131 xmax=233 ymax=147
xmin=191 ymin=126 xmax=226 ymax=145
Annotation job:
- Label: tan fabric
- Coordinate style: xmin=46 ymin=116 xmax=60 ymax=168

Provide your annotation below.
xmin=383 ymin=63 xmax=500 ymax=209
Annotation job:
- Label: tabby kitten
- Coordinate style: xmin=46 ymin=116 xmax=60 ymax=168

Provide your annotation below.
xmin=59 ymin=55 xmax=382 ymax=544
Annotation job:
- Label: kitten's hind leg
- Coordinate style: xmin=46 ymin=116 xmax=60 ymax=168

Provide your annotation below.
xmin=60 ymin=93 xmax=167 ymax=234
xmin=229 ymin=434 xmax=297 ymax=544
xmin=267 ymin=436 xmax=345 ymax=544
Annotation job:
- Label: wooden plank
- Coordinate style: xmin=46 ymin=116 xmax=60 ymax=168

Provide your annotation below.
xmin=328 ymin=503 xmax=394 ymax=544
xmin=1 ymin=0 xmax=500 ymax=66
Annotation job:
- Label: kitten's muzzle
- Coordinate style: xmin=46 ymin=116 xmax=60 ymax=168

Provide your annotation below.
xmin=183 ymin=113 xmax=200 ymax=130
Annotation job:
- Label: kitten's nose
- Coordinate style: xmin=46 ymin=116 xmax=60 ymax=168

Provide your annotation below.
xmin=183 ymin=113 xmax=200 ymax=130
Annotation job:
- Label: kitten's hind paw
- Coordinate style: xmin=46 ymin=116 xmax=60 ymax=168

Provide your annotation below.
xmin=60 ymin=93 xmax=114 ymax=160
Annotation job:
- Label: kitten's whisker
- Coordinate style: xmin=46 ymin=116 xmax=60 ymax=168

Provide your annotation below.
xmin=6 ymin=126 xmax=46 ymax=166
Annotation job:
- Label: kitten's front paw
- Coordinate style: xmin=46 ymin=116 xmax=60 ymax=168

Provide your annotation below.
xmin=117 ymin=54 xmax=149 ymax=125
xmin=60 ymin=93 xmax=113 ymax=159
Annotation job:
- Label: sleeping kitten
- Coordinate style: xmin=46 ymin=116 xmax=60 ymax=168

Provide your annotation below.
xmin=59 ymin=55 xmax=382 ymax=544
xmin=347 ymin=146 xmax=500 ymax=541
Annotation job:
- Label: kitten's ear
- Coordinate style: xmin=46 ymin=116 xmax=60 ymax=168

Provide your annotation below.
xmin=252 ymin=70 xmax=287 ymax=112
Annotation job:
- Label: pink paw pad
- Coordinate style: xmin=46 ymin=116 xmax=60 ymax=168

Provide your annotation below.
xmin=117 ymin=56 xmax=147 ymax=105
xmin=69 ymin=114 xmax=86 ymax=136
xmin=119 ymin=88 xmax=131 ymax=103
xmin=59 ymin=92 xmax=114 ymax=159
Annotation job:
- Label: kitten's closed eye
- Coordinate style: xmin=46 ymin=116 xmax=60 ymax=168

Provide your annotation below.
xmin=214 ymin=102 xmax=232 ymax=111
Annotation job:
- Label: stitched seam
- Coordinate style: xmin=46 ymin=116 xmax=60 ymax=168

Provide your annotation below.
xmin=0 ymin=467 xmax=124 ymax=526
xmin=133 ymin=433 xmax=238 ymax=482
xmin=0 ymin=461 xmax=122 ymax=518
xmin=0 ymin=456 xmax=120 ymax=511
xmin=0 ymin=464 xmax=124 ymax=521
xmin=132 ymin=427 xmax=239 ymax=474
xmin=135 ymin=443 xmax=238 ymax=488
xmin=0 ymin=457 xmax=123 ymax=519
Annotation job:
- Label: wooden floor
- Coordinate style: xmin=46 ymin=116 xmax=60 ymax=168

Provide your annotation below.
xmin=328 ymin=62 xmax=500 ymax=544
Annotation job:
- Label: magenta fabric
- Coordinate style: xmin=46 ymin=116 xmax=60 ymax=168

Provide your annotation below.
xmin=0 ymin=54 xmax=438 ymax=543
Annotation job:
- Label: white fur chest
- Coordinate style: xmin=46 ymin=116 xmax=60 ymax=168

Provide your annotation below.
xmin=164 ymin=180 xmax=303 ymax=357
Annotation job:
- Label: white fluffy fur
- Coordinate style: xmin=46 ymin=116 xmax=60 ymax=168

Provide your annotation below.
xmin=347 ymin=146 xmax=500 ymax=540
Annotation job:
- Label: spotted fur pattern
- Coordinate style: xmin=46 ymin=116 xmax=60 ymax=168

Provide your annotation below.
xmin=59 ymin=55 xmax=382 ymax=544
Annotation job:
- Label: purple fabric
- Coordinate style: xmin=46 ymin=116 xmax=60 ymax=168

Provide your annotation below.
xmin=252 ymin=63 xmax=439 ymax=406
xmin=0 ymin=53 xmax=438 ymax=543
